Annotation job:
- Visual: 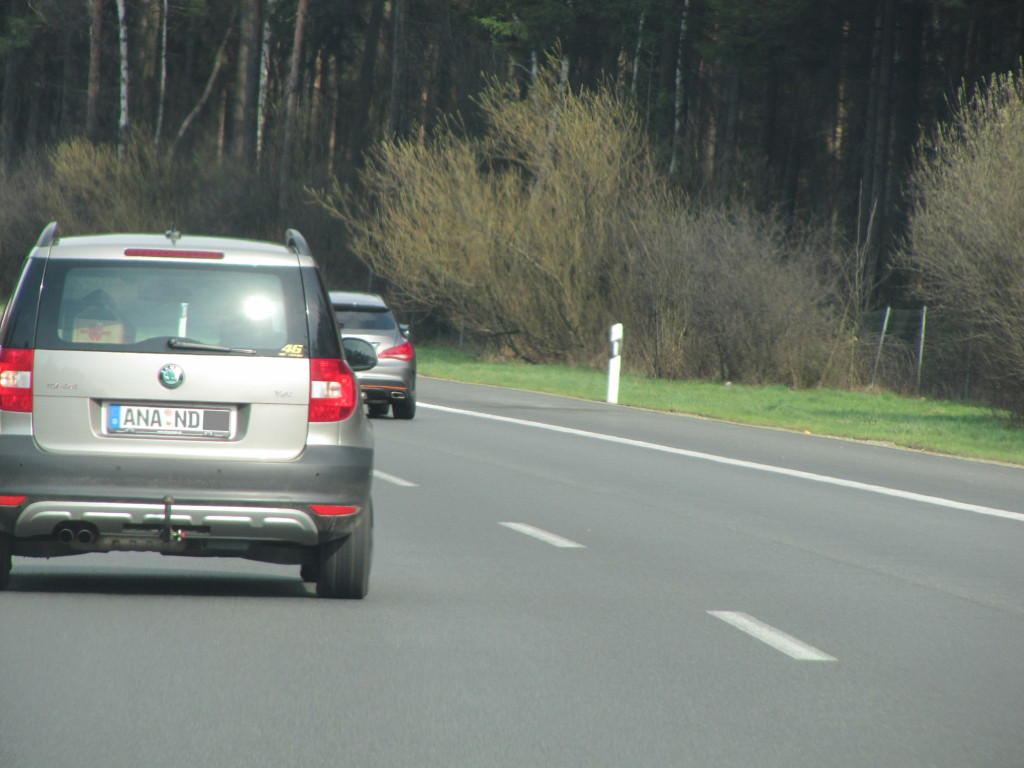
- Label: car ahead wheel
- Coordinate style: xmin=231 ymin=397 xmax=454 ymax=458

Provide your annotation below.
xmin=367 ymin=402 xmax=390 ymax=418
xmin=0 ymin=532 xmax=11 ymax=589
xmin=392 ymin=395 xmax=416 ymax=420
xmin=316 ymin=504 xmax=372 ymax=599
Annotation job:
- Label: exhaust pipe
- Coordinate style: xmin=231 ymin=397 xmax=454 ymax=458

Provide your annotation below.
xmin=55 ymin=525 xmax=98 ymax=546
xmin=53 ymin=524 xmax=187 ymax=554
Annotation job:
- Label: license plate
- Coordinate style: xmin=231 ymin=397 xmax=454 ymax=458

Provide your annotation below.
xmin=107 ymin=404 xmax=234 ymax=438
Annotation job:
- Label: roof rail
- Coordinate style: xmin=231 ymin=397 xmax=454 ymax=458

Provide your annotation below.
xmin=36 ymin=221 xmax=59 ymax=248
xmin=285 ymin=228 xmax=311 ymax=256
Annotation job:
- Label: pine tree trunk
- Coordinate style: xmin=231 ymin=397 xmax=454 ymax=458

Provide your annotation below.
xmin=280 ymin=0 xmax=310 ymax=202
xmin=347 ymin=0 xmax=386 ymax=176
xmin=668 ymin=1 xmax=689 ymax=176
xmin=155 ymin=0 xmax=168 ymax=143
xmin=1 ymin=42 xmax=21 ymax=173
xmin=860 ymin=0 xmax=896 ymax=306
xmin=233 ymin=0 xmax=261 ymax=165
xmin=631 ymin=12 xmax=645 ymax=96
xmin=387 ymin=0 xmax=408 ymax=140
xmin=87 ymin=0 xmax=104 ymax=143
xmin=116 ymin=0 xmax=130 ymax=157
xmin=256 ymin=0 xmax=279 ymax=165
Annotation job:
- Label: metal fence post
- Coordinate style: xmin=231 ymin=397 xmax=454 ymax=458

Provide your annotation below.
xmin=870 ymin=306 xmax=891 ymax=388
xmin=916 ymin=306 xmax=927 ymax=392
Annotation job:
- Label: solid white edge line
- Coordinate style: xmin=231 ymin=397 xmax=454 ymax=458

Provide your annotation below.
xmin=500 ymin=522 xmax=586 ymax=548
xmin=373 ymin=470 xmax=417 ymax=488
xmin=708 ymin=611 xmax=837 ymax=661
xmin=420 ymin=402 xmax=1024 ymax=524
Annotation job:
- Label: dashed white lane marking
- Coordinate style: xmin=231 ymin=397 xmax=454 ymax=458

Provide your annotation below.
xmin=420 ymin=402 xmax=1024 ymax=524
xmin=500 ymin=522 xmax=586 ymax=548
xmin=708 ymin=611 xmax=837 ymax=661
xmin=373 ymin=470 xmax=417 ymax=487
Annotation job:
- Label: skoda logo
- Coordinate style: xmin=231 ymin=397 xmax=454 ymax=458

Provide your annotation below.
xmin=158 ymin=364 xmax=185 ymax=390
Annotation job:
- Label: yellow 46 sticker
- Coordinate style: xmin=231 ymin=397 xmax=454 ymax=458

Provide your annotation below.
xmin=278 ymin=344 xmax=305 ymax=357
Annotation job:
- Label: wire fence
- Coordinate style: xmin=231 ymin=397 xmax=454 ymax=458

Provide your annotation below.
xmin=858 ymin=306 xmax=984 ymax=403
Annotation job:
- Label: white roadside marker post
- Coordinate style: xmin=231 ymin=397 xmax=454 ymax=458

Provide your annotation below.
xmin=607 ymin=323 xmax=623 ymax=404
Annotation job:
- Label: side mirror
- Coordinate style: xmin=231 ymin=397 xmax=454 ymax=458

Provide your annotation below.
xmin=399 ymin=323 xmax=410 ymax=339
xmin=342 ymin=337 xmax=377 ymax=372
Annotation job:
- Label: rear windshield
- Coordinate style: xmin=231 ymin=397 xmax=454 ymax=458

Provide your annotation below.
xmin=335 ymin=308 xmax=397 ymax=332
xmin=34 ymin=261 xmax=310 ymax=357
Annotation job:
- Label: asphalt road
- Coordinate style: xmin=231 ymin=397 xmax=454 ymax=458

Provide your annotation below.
xmin=2 ymin=377 xmax=1023 ymax=767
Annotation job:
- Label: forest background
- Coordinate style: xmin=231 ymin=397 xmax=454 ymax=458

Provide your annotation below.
xmin=2 ymin=0 xmax=1024 ymax=420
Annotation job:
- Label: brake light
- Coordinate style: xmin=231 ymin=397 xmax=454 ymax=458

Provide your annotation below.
xmin=310 ymin=504 xmax=360 ymax=516
xmin=0 ymin=495 xmax=26 ymax=507
xmin=124 ymin=249 xmax=225 ymax=259
xmin=379 ymin=341 xmax=414 ymax=361
xmin=309 ymin=358 xmax=358 ymax=422
xmin=0 ymin=348 xmax=33 ymax=413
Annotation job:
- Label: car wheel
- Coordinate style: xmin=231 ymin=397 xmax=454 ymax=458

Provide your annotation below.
xmin=0 ymin=532 xmax=11 ymax=590
xmin=316 ymin=503 xmax=372 ymax=599
xmin=300 ymin=561 xmax=319 ymax=583
xmin=392 ymin=394 xmax=416 ymax=420
xmin=367 ymin=402 xmax=390 ymax=418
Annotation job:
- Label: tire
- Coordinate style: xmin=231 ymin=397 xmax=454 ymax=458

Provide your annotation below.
xmin=392 ymin=395 xmax=416 ymax=420
xmin=316 ymin=504 xmax=372 ymax=599
xmin=300 ymin=561 xmax=319 ymax=583
xmin=367 ymin=402 xmax=390 ymax=418
xmin=0 ymin=533 xmax=11 ymax=590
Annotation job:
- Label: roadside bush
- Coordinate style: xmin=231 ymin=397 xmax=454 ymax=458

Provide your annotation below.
xmin=44 ymin=132 xmax=282 ymax=238
xmin=621 ymin=205 xmax=836 ymax=386
xmin=0 ymin=152 xmax=51 ymax=299
xmin=327 ymin=54 xmax=842 ymax=387
xmin=330 ymin=59 xmax=657 ymax=365
xmin=900 ymin=70 xmax=1024 ymax=421
xmin=0 ymin=130 xmax=353 ymax=309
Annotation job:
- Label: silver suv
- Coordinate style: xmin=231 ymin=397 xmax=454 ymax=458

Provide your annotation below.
xmin=330 ymin=291 xmax=416 ymax=419
xmin=0 ymin=223 xmax=376 ymax=598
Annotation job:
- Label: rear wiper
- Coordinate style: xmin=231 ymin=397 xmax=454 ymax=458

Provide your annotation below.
xmin=167 ymin=337 xmax=256 ymax=355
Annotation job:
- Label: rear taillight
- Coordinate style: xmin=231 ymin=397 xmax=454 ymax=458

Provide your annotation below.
xmin=0 ymin=348 xmax=33 ymax=413
xmin=0 ymin=495 xmax=26 ymax=507
xmin=310 ymin=504 xmax=360 ymax=516
xmin=309 ymin=358 xmax=358 ymax=422
xmin=379 ymin=341 xmax=414 ymax=361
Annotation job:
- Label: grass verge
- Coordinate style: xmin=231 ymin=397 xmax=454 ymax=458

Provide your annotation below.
xmin=417 ymin=346 xmax=1024 ymax=466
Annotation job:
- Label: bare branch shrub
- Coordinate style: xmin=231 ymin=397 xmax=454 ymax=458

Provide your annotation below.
xmin=43 ymin=131 xmax=278 ymax=238
xmin=0 ymin=153 xmax=52 ymax=299
xmin=900 ymin=70 xmax=1024 ymax=420
xmin=331 ymin=55 xmax=839 ymax=386
xmin=338 ymin=58 xmax=659 ymax=364
xmin=621 ymin=205 xmax=836 ymax=386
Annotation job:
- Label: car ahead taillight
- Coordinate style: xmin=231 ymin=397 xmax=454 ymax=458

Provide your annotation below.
xmin=0 ymin=495 xmax=27 ymax=507
xmin=309 ymin=358 xmax=358 ymax=422
xmin=0 ymin=348 xmax=33 ymax=413
xmin=310 ymin=504 xmax=360 ymax=516
xmin=379 ymin=341 xmax=414 ymax=361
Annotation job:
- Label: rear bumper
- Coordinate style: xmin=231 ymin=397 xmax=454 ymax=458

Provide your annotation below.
xmin=0 ymin=436 xmax=372 ymax=546
xmin=361 ymin=384 xmax=412 ymax=403
xmin=357 ymin=372 xmax=415 ymax=403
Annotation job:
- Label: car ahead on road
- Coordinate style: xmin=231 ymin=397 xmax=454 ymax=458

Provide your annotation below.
xmin=0 ymin=223 xmax=376 ymax=598
xmin=329 ymin=291 xmax=416 ymax=419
